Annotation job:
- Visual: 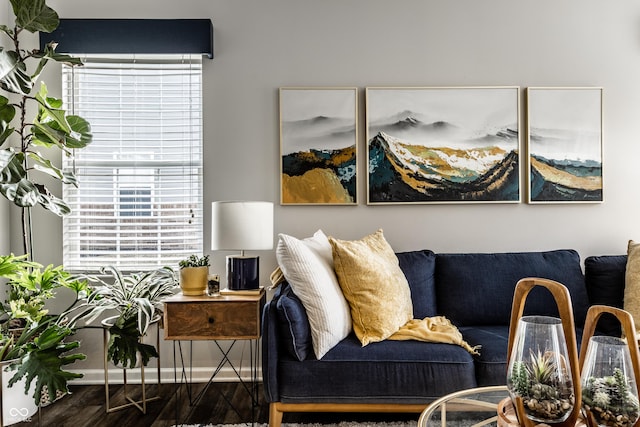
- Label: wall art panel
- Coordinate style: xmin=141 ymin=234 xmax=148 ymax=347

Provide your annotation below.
xmin=279 ymin=87 xmax=358 ymax=205
xmin=366 ymin=87 xmax=521 ymax=204
xmin=526 ymin=87 xmax=603 ymax=203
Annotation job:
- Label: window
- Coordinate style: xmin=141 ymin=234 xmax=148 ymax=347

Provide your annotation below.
xmin=62 ymin=55 xmax=203 ymax=272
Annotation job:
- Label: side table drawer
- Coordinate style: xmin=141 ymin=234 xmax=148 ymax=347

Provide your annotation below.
xmin=164 ymin=294 xmax=265 ymax=340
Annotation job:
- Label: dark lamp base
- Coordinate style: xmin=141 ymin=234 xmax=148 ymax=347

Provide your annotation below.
xmin=226 ymin=255 xmax=260 ymax=290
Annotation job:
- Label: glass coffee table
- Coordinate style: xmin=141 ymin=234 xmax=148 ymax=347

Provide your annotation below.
xmin=418 ymin=385 xmax=509 ymax=427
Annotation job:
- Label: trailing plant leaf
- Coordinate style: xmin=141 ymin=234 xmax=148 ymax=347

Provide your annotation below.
xmin=107 ymin=315 xmax=158 ymax=369
xmin=82 ymin=265 xmax=178 ymax=368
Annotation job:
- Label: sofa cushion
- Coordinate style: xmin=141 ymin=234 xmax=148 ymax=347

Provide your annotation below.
xmin=276 ymin=230 xmax=352 ymax=359
xmin=435 ymin=250 xmax=589 ymax=327
xmin=396 ymin=250 xmax=437 ymax=319
xmin=275 ymin=284 xmax=312 ymax=361
xmin=460 ymin=326 xmax=510 ymax=386
xmin=584 ymin=254 xmax=626 ymax=336
xmin=329 ymin=230 xmax=413 ymax=346
xmin=276 ymin=332 xmax=477 ymax=404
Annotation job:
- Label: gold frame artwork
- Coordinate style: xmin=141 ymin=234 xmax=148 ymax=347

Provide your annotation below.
xmin=526 ymin=87 xmax=604 ymax=204
xmin=279 ymin=87 xmax=358 ymax=205
xmin=365 ymin=86 xmax=521 ymax=205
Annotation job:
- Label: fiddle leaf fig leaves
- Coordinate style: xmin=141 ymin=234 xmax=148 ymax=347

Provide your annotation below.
xmin=0 ymin=149 xmax=76 ymax=212
xmin=66 ymin=115 xmax=92 ymax=149
xmin=0 ymin=48 xmax=32 ymax=95
xmin=28 ymin=152 xmax=78 ymax=185
xmin=0 ymin=0 xmax=91 ymax=219
xmin=10 ymin=0 xmax=59 ymax=34
xmin=0 ymin=149 xmax=25 ymax=184
xmin=0 ymin=96 xmax=16 ymax=146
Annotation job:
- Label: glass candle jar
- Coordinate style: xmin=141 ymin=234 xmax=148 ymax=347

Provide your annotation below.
xmin=207 ymin=274 xmax=220 ymax=297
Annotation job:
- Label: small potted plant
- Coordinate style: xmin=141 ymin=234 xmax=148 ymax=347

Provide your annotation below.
xmin=83 ymin=266 xmax=178 ymax=368
xmin=178 ymin=255 xmax=210 ymax=296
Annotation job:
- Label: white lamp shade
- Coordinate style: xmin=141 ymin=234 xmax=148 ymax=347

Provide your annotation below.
xmin=211 ymin=201 xmax=274 ymax=251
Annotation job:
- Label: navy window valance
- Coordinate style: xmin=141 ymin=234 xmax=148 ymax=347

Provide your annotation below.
xmin=39 ymin=19 xmax=213 ymax=58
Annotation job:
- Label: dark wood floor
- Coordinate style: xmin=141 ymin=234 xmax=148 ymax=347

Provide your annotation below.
xmin=15 ymin=382 xmax=419 ymax=427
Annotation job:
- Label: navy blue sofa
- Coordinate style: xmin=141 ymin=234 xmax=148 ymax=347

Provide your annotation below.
xmin=262 ymin=249 xmax=627 ymax=426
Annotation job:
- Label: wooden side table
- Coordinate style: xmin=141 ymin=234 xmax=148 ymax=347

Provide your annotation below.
xmin=163 ymin=289 xmax=266 ymax=422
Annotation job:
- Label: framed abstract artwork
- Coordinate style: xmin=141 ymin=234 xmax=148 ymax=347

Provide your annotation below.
xmin=526 ymin=87 xmax=603 ymax=203
xmin=366 ymin=87 xmax=521 ymax=204
xmin=279 ymin=87 xmax=358 ymax=205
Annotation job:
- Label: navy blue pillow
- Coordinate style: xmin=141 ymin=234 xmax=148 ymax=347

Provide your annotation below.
xmin=396 ymin=250 xmax=437 ymax=318
xmin=584 ymin=255 xmax=626 ymax=335
xmin=275 ymin=284 xmax=313 ymax=361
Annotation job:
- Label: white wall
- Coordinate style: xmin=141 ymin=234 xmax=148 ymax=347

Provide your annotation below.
xmin=16 ymin=0 xmax=640 ymax=380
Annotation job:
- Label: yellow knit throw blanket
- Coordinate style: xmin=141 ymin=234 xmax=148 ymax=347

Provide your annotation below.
xmin=390 ymin=317 xmax=480 ymax=355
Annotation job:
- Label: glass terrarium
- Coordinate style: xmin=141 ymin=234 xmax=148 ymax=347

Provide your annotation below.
xmin=581 ymin=335 xmax=640 ymax=427
xmin=507 ymin=315 xmax=575 ymax=424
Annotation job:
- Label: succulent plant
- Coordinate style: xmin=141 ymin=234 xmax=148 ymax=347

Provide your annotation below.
xmin=582 ymin=368 xmax=640 ymax=427
xmin=508 ymin=349 xmax=574 ymax=422
xmin=178 ymin=254 xmax=210 ymax=269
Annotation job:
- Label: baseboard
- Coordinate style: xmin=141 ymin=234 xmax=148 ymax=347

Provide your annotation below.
xmin=68 ymin=366 xmax=263 ymax=385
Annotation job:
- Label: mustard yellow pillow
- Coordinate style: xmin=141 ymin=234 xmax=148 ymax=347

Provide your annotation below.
xmin=329 ymin=229 xmax=413 ymax=346
xmin=624 ymin=240 xmax=640 ymax=333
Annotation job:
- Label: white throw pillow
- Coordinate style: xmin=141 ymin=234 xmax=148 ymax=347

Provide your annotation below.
xmin=276 ymin=230 xmax=352 ymax=359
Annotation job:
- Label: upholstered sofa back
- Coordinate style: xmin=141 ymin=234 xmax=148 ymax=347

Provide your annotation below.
xmin=270 ymin=249 xmax=616 ymax=363
xmin=584 ymin=254 xmax=627 ymax=335
xmin=435 ymin=250 xmax=590 ymax=327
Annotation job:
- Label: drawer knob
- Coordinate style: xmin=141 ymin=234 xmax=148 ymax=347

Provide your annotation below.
xmin=208 ymin=317 xmax=215 ymax=324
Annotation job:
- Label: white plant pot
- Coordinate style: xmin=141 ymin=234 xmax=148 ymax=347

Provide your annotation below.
xmin=1 ymin=361 xmax=38 ymax=426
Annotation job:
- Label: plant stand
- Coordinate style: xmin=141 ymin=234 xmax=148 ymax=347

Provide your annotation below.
xmin=102 ymin=322 xmax=161 ymax=414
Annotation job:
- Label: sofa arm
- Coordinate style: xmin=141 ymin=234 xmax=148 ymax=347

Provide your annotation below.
xmin=261 ymin=294 xmax=281 ymax=402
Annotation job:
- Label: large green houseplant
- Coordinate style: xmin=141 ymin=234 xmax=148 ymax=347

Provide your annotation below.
xmin=0 ymin=0 xmax=92 ymax=257
xmin=0 ymin=0 xmax=93 ymax=407
xmin=0 ymin=254 xmax=91 ymax=404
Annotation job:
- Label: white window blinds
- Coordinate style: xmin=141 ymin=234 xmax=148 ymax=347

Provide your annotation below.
xmin=62 ymin=55 xmax=203 ymax=273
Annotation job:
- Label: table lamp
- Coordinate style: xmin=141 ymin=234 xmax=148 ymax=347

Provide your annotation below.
xmin=211 ymin=201 xmax=274 ymax=290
